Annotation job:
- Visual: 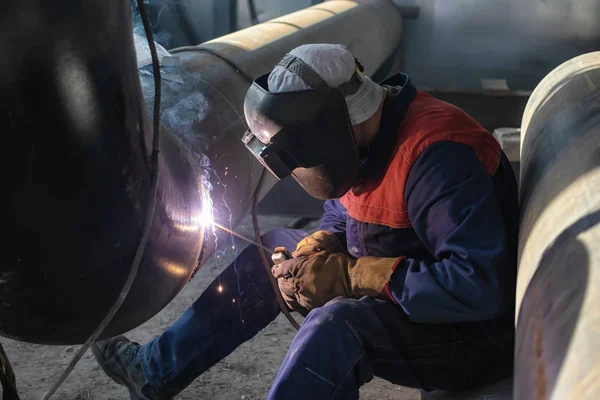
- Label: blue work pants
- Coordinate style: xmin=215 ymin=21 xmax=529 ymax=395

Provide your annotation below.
xmin=138 ymin=228 xmax=513 ymax=399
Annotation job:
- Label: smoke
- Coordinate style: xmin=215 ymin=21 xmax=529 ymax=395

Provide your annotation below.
xmin=196 ymin=153 xmax=212 ymax=190
xmin=160 ymin=92 xmax=211 ymax=148
xmin=156 ymin=88 xmax=215 ymax=229
xmin=131 ymin=0 xmax=172 ymax=48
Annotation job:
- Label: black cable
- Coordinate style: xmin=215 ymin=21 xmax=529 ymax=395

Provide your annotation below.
xmin=40 ymin=0 xmax=162 ymax=398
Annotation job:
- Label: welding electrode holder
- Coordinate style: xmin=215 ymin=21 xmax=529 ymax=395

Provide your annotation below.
xmin=271 ymin=247 xmax=292 ymax=265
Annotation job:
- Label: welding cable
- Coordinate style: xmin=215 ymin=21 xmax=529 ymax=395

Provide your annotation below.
xmin=251 ymin=170 xmax=301 ymax=330
xmin=40 ymin=0 xmax=162 ymax=398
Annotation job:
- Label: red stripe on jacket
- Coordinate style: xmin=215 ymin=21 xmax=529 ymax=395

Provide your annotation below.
xmin=340 ymin=91 xmax=501 ymax=229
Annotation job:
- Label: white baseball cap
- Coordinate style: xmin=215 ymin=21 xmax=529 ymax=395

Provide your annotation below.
xmin=267 ymin=44 xmax=384 ymax=125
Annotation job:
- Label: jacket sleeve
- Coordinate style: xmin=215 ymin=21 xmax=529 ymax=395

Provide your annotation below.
xmin=318 ymin=199 xmax=348 ymax=245
xmin=387 ymin=141 xmax=511 ymax=323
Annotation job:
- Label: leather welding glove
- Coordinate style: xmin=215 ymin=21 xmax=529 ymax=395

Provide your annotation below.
xmin=271 ymin=246 xmax=309 ymax=316
xmin=292 ymin=230 xmax=346 ymax=257
xmin=271 ymin=230 xmax=346 ymax=313
xmin=271 ymin=230 xmax=346 ymax=263
xmin=272 ymin=251 xmax=399 ymax=311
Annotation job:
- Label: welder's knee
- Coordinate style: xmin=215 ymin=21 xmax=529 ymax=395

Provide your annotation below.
xmin=302 ymin=297 xmax=364 ymax=336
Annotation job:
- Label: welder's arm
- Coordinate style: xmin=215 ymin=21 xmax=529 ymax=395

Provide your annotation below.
xmin=273 ymin=200 xmax=347 ymax=262
xmin=385 ymin=141 xmax=511 ymax=323
xmin=318 ymin=199 xmax=348 ymax=248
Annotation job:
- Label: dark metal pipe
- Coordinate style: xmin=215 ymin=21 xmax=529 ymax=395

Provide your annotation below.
xmin=0 ymin=0 xmax=205 ymax=345
xmin=515 ymin=51 xmax=600 ymax=399
xmin=0 ymin=0 xmax=402 ymax=345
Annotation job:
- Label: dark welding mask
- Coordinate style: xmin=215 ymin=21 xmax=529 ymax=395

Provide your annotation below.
xmin=242 ymin=54 xmax=363 ymax=199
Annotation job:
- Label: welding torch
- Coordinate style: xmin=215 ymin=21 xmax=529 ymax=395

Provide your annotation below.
xmin=213 ymin=222 xmax=290 ymax=264
xmin=212 ymin=222 xmax=296 ymax=289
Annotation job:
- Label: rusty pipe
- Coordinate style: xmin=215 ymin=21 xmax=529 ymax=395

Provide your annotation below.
xmin=515 ymin=51 xmax=600 ymax=400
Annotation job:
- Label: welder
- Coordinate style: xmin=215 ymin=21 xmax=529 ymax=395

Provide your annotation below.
xmin=93 ymin=43 xmax=518 ymax=400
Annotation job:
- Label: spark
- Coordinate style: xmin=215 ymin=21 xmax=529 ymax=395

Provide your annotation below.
xmin=211 ymin=168 xmax=244 ymax=327
xmin=214 ymin=223 xmax=274 ymax=254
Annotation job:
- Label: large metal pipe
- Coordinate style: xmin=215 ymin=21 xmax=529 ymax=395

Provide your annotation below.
xmin=0 ymin=0 xmax=205 ymax=345
xmin=0 ymin=0 xmax=402 ymax=344
xmin=515 ymin=52 xmax=600 ymax=399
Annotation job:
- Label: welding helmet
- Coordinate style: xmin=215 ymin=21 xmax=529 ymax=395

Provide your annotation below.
xmin=242 ymin=54 xmax=363 ymax=199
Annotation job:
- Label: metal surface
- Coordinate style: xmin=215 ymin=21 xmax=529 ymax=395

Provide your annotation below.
xmin=0 ymin=0 xmax=204 ymax=344
xmin=0 ymin=0 xmax=402 ymax=344
xmin=515 ymin=52 xmax=600 ymax=400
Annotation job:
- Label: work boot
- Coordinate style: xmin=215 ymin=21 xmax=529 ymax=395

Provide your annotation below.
xmin=92 ymin=336 xmax=168 ymax=400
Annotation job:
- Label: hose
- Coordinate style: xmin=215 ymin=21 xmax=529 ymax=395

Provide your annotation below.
xmin=40 ymin=0 xmax=162 ymax=397
xmin=251 ymin=170 xmax=301 ymax=330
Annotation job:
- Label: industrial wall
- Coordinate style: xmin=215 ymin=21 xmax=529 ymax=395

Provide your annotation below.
xmin=151 ymin=0 xmax=599 ymax=91
xmin=401 ymin=0 xmax=600 ymax=90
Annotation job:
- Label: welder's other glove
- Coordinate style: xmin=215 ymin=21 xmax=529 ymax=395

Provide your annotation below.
xmin=292 ymin=230 xmax=346 ymax=257
xmin=272 ymin=251 xmax=401 ymax=311
xmin=271 ymin=230 xmax=344 ymax=265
